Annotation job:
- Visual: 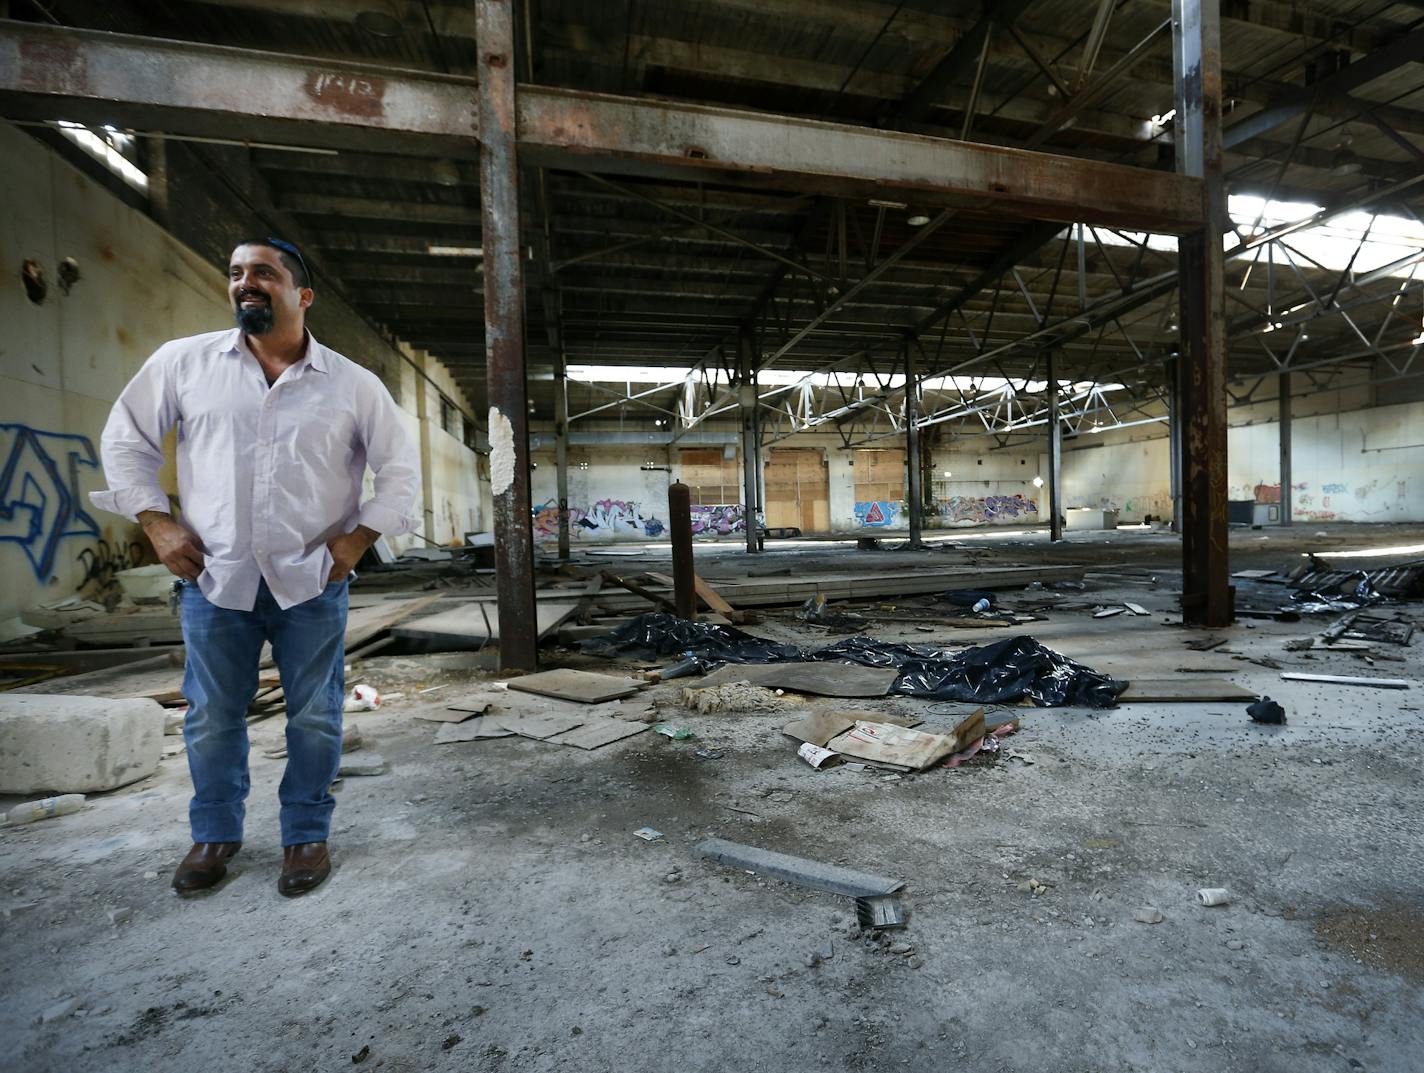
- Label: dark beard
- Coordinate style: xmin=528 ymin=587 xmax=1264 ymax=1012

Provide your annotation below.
xmin=235 ymin=302 xmax=275 ymax=335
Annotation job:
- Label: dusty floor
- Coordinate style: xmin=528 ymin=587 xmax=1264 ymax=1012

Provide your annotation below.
xmin=4 ymin=522 xmax=1424 ymax=1073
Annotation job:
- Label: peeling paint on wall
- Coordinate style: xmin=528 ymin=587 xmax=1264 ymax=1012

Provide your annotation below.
xmin=488 ymin=407 xmax=515 ymax=496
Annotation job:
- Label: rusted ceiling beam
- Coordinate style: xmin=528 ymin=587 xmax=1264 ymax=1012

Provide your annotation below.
xmin=0 ymin=20 xmax=1203 ymax=232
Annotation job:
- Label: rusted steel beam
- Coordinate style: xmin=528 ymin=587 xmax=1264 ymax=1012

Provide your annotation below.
xmin=0 ymin=20 xmax=1203 ymax=233
xmin=517 ymin=88 xmax=1203 ymax=232
xmin=1173 ymin=0 xmax=1232 ymax=628
xmin=1046 ymin=350 xmax=1063 ymax=543
xmin=477 ymin=0 xmax=538 ymax=671
xmin=0 ymin=19 xmax=479 ymax=155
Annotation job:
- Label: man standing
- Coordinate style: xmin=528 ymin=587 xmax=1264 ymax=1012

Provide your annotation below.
xmin=90 ymin=238 xmax=420 ymax=897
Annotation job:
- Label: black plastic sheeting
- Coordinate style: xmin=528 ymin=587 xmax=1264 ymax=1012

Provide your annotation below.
xmin=582 ymin=613 xmax=1126 ymax=707
xmin=580 ymin=613 xmax=801 ymax=669
xmin=808 ymin=634 xmax=1126 ymax=707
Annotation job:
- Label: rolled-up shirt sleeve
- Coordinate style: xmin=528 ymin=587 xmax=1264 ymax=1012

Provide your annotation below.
xmin=89 ymin=345 xmax=179 ymax=522
xmin=355 ymin=374 xmax=422 ymax=537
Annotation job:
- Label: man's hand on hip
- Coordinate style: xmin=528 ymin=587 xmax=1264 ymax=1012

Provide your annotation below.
xmin=328 ymin=525 xmax=380 ymax=581
xmin=139 ymin=511 xmax=206 ymax=581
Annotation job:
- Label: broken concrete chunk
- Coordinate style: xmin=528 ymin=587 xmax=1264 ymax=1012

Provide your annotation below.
xmin=0 ymin=694 xmax=164 ymax=794
xmin=337 ymin=753 xmax=387 ymax=777
xmin=1133 ymin=907 xmax=1165 ymax=924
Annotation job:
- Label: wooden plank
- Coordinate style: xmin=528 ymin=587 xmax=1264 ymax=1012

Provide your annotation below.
xmin=693 ymin=573 xmax=736 ymax=615
xmin=695 ymin=661 xmax=900 ymax=698
xmin=505 ymin=668 xmax=644 ymax=704
xmin=344 ymin=594 xmax=445 ymax=649
xmin=1279 ymin=672 xmax=1411 ymax=689
xmin=1118 ymin=678 xmax=1259 ymax=702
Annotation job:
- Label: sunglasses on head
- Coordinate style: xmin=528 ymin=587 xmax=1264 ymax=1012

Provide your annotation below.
xmin=264 ymin=237 xmax=311 ymax=286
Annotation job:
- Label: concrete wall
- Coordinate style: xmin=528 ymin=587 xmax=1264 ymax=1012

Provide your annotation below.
xmin=0 ymin=122 xmax=482 ymax=621
xmin=1063 ymin=391 xmax=1424 ymax=524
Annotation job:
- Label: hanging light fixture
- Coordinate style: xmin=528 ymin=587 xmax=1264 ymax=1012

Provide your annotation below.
xmin=1330 ymin=128 xmax=1363 ymax=176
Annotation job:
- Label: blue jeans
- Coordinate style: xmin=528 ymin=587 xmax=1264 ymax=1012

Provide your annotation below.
xmin=179 ymin=578 xmax=348 ymax=846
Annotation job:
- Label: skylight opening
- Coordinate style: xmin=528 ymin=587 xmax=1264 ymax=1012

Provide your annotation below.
xmin=54 ymin=121 xmax=148 ymax=193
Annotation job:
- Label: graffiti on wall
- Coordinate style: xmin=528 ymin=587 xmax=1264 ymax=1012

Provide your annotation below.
xmin=75 ymin=537 xmax=145 ymax=602
xmin=854 ymin=500 xmax=903 ymax=527
xmin=938 ymin=494 xmax=1038 ymax=525
xmin=0 ymin=423 xmax=102 ymax=580
xmin=532 ymin=499 xmax=745 ymax=540
xmin=532 ymin=498 xmax=667 ymax=539
xmin=691 ymin=504 xmax=745 ymax=536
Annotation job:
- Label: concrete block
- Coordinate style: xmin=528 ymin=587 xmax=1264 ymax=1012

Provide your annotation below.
xmin=0 ymin=694 xmax=164 ymax=794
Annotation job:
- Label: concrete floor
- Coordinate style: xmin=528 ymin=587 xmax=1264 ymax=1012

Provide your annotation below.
xmin=3 ymin=523 xmax=1423 ymax=1073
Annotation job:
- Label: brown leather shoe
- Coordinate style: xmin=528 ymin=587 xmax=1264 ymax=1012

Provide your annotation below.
xmin=171 ymin=842 xmax=241 ymax=895
xmin=278 ymin=841 xmax=331 ymax=897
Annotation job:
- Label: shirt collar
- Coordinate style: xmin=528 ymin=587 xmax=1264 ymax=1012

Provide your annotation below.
xmin=218 ymin=328 xmax=327 ymax=374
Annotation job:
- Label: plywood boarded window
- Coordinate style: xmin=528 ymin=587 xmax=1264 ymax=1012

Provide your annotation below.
xmin=764 ymin=447 xmax=829 ymax=532
xmin=853 ymin=448 xmax=905 ymax=504
xmin=679 ymin=448 xmax=741 ymax=504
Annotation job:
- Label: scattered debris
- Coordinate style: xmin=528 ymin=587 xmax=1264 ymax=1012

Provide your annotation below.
xmin=633 ymin=827 xmax=663 ymax=841
xmin=1123 ymin=602 xmax=1150 ymax=616
xmin=338 ymin=753 xmax=387 ymax=776
xmin=855 ymin=894 xmax=906 ymax=930
xmin=695 ymin=661 xmax=899 ymax=698
xmin=653 ymin=723 xmax=694 ymax=740
xmin=1185 ymin=636 xmax=1228 ymax=652
xmin=1246 ymin=697 xmax=1287 ymax=725
xmin=1133 ymin=907 xmax=1165 ymax=924
xmin=1197 ymin=888 xmax=1231 ymax=907
xmin=506 ymin=668 xmax=644 ymax=704
xmin=433 ymin=716 xmax=515 ymax=744
xmin=1093 ymin=607 xmax=1126 ymax=619
xmin=696 ymin=837 xmax=904 ymax=920
xmin=797 ymin=742 xmax=840 ymax=769
xmin=343 ymin=684 xmax=381 ymax=712
xmin=797 ymin=594 xmax=868 ymax=631
xmin=680 ymin=683 xmax=787 ymax=714
xmin=3 ymin=793 xmax=85 ymax=827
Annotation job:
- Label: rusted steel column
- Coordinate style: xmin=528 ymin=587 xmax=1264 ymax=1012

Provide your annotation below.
xmin=1173 ymin=0 xmax=1231 ymax=627
xmin=1167 ymin=358 xmax=1182 ymax=533
xmin=1278 ymin=371 xmax=1293 ymax=527
xmin=554 ymin=346 xmax=572 ymax=560
xmin=904 ymin=339 xmax=923 ymax=545
xmin=737 ymin=329 xmax=761 ymax=555
xmin=668 ymin=483 xmax=696 ymax=620
xmin=1046 ymin=350 xmax=1064 ymax=542
xmin=477 ymin=0 xmax=539 ymax=669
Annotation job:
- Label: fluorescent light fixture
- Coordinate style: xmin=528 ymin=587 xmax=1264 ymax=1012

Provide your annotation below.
xmin=428 ymin=245 xmax=483 ymax=256
xmin=868 ymin=199 xmax=908 ymax=210
xmin=906 ymin=214 xmax=931 ymax=227
xmin=1032 ymin=476 xmax=1044 ymax=488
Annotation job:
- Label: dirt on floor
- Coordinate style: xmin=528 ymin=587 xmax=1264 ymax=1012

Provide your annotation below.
xmin=3 ymin=522 xmax=1424 ymax=1073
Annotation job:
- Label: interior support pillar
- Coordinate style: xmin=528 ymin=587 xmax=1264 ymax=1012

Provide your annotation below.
xmin=553 ymin=341 xmax=571 ymax=560
xmin=1167 ymin=359 xmax=1183 ymax=533
xmin=1173 ymin=0 xmax=1232 ymax=626
xmin=1278 ymin=371 xmax=1293 ymax=526
xmin=1046 ymin=350 xmax=1064 ymax=542
xmin=477 ymin=0 xmax=539 ymax=668
xmin=904 ymin=338 xmax=923 ymax=545
xmin=738 ymin=328 xmax=762 ymax=554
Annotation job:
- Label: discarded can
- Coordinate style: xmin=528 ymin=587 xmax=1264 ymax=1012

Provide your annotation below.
xmin=1197 ymin=888 xmax=1231 ymax=907
xmin=972 ymin=598 xmax=991 ymax=614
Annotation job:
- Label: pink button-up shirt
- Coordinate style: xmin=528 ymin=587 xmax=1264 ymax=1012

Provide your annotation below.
xmin=90 ymin=328 xmax=420 ymax=611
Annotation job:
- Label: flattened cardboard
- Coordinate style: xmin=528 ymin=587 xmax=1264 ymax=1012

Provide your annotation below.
xmin=825 ymin=721 xmax=959 ymax=771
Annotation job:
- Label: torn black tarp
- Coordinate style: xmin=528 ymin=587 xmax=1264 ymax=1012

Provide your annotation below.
xmin=580 ymin=612 xmax=801 ymax=670
xmin=582 ymin=614 xmax=1124 ymax=707
xmin=809 ymin=634 xmax=1127 ymax=707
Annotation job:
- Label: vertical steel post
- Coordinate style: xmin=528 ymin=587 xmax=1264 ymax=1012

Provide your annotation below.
xmin=1173 ymin=0 xmax=1231 ymax=626
xmin=477 ymin=0 xmax=539 ymax=669
xmin=1167 ymin=358 xmax=1182 ymax=533
xmin=1046 ymin=350 xmax=1064 ymax=541
xmin=668 ymin=483 xmax=697 ymax=620
xmin=738 ymin=329 xmax=761 ymax=554
xmin=554 ymin=345 xmax=572 ymax=559
xmin=1278 ymin=371 xmax=1292 ymax=526
xmin=904 ymin=339 xmax=923 ymax=545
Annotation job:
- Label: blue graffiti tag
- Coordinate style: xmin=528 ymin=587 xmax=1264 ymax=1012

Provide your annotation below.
xmin=0 ymin=424 xmax=101 ymax=580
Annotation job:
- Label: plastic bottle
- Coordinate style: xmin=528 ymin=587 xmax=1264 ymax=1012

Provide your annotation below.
xmin=972 ymin=598 xmax=991 ymax=613
xmin=4 ymin=794 xmax=85 ymax=826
